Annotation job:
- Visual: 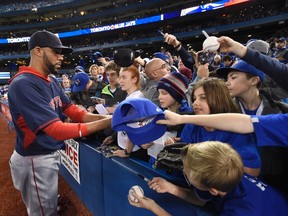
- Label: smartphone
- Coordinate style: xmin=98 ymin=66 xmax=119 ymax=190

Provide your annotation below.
xmin=157 ymin=29 xmax=165 ymax=36
xmin=90 ymin=96 xmax=105 ymax=104
xmin=198 ymin=51 xmax=210 ymax=65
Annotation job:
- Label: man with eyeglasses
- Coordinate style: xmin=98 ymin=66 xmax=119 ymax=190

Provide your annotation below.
xmin=8 ymin=30 xmax=111 ymax=216
xmin=142 ymin=58 xmax=170 ymax=106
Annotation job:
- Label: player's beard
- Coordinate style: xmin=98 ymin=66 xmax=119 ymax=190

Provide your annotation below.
xmin=43 ymin=52 xmax=58 ymax=75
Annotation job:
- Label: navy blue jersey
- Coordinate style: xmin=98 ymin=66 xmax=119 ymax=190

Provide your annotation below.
xmin=8 ymin=67 xmax=73 ymax=156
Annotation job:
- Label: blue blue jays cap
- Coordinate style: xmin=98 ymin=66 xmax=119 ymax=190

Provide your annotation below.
xmin=71 ymin=72 xmax=89 ymax=92
xmin=112 ymin=98 xmax=167 ymax=146
xmin=216 ymin=60 xmax=265 ymax=81
xmin=94 ymin=51 xmax=103 ymax=58
xmin=74 ymin=65 xmax=85 ymax=72
xmin=153 ymin=52 xmax=169 ymax=62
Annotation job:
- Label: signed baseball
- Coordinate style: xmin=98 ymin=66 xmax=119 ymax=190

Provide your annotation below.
xmin=128 ymin=185 xmax=144 ymax=203
xmin=203 ymin=36 xmax=220 ymax=52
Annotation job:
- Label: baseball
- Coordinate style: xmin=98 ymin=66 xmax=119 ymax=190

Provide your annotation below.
xmin=203 ymin=36 xmax=220 ymax=52
xmin=128 ymin=185 xmax=144 ymax=203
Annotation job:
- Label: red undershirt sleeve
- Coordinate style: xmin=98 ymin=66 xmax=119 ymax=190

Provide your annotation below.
xmin=43 ymin=121 xmax=88 ymax=141
xmin=64 ymin=103 xmax=86 ymax=123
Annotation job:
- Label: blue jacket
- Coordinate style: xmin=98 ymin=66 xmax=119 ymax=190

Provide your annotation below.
xmin=242 ymin=48 xmax=288 ymax=92
xmin=195 ymin=174 xmax=288 ymax=216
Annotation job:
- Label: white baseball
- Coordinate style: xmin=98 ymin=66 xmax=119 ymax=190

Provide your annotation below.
xmin=203 ymin=36 xmax=220 ymax=52
xmin=128 ymin=185 xmax=144 ymax=203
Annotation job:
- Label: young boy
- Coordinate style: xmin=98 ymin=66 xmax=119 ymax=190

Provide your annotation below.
xmin=129 ymin=141 xmax=288 ymax=216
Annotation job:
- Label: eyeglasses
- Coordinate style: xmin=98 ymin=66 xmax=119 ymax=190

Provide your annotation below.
xmin=152 ymin=63 xmax=169 ymax=72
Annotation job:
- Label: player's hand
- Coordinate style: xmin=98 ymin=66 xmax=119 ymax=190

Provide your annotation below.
xmin=105 ymin=106 xmax=116 ymax=114
xmin=87 ymin=106 xmax=95 ymax=113
xmin=156 ymin=110 xmax=182 ymax=126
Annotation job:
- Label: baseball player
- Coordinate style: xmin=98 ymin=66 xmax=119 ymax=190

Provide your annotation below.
xmin=8 ymin=30 xmax=111 ymax=216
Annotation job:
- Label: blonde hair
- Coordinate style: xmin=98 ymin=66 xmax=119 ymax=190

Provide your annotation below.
xmin=181 ymin=141 xmax=243 ymax=192
xmin=120 ymin=65 xmax=141 ymax=89
xmin=89 ymin=64 xmax=99 ymax=74
xmin=192 ymin=77 xmax=240 ymax=114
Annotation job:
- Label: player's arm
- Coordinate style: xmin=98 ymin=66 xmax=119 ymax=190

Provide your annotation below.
xmin=157 ymin=110 xmax=254 ymax=134
xmin=64 ymin=103 xmax=108 ymax=123
xmin=43 ymin=117 xmax=111 ymax=141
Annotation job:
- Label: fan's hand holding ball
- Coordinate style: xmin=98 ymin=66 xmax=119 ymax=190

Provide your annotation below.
xmin=129 ymin=185 xmax=144 ymax=203
xmin=202 ymin=30 xmax=220 ymax=52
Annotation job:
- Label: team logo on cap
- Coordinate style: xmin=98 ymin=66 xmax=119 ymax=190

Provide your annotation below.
xmin=156 ymin=107 xmax=162 ymax=112
xmin=126 ymin=116 xmax=156 ymax=128
xmin=73 ymin=79 xmax=80 ymax=86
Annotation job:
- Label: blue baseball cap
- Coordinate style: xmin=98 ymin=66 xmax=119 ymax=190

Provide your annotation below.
xmin=277 ymin=37 xmax=286 ymax=42
xmin=71 ymin=72 xmax=89 ymax=92
xmin=112 ymin=98 xmax=167 ymax=146
xmin=216 ymin=60 xmax=265 ymax=81
xmin=94 ymin=51 xmax=103 ymax=58
xmin=74 ymin=65 xmax=84 ymax=73
xmin=153 ymin=52 xmax=169 ymax=63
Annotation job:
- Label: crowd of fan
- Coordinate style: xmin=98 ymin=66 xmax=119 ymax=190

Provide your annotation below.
xmin=1 ymin=1 xmax=287 ymax=61
xmin=2 ymin=28 xmax=288 ymax=215
xmin=1 ymin=0 xmax=286 ymax=38
xmin=0 ymin=0 xmax=73 ymax=13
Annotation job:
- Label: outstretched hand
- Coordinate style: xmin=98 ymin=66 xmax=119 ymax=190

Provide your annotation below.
xmin=157 ymin=110 xmax=182 ymax=126
xmin=148 ymin=177 xmax=176 ymax=194
xmin=217 ymin=36 xmax=247 ymax=57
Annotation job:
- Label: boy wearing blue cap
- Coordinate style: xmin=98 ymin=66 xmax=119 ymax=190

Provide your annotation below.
xmin=217 ymin=60 xmax=288 ymax=193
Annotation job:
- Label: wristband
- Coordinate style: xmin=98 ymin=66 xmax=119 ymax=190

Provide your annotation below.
xmin=174 ymin=42 xmax=182 ymax=50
